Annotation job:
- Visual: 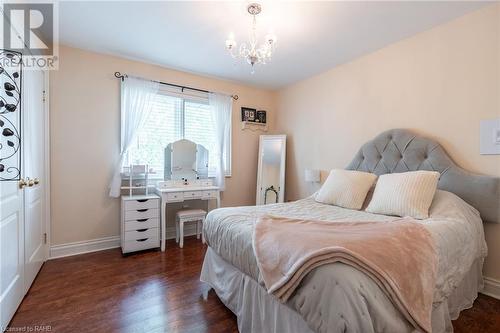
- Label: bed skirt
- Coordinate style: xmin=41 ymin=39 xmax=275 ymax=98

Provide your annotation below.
xmin=200 ymin=247 xmax=484 ymax=333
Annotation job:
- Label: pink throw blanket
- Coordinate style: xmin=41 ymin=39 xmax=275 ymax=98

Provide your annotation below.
xmin=253 ymin=216 xmax=437 ymax=333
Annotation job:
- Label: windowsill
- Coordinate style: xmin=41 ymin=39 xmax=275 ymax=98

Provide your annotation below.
xmin=127 ymin=174 xmax=232 ymax=182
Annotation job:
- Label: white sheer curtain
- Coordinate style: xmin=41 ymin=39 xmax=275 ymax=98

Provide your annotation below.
xmin=109 ymin=76 xmax=159 ymax=197
xmin=209 ymin=93 xmax=232 ymax=191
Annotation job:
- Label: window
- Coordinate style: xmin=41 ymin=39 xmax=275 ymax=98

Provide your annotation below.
xmin=126 ymin=91 xmax=231 ymax=178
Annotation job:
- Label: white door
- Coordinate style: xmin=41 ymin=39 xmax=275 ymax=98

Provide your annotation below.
xmin=0 ymin=181 xmax=25 ymax=329
xmin=0 ymin=68 xmax=47 ymax=329
xmin=23 ymin=69 xmax=47 ymax=290
xmin=0 ymin=60 xmax=25 ymax=328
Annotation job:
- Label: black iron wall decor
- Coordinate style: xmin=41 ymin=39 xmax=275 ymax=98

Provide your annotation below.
xmin=0 ymin=50 xmax=22 ymax=181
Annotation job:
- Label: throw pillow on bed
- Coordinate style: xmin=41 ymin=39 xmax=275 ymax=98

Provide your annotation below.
xmin=365 ymin=170 xmax=440 ymax=219
xmin=315 ymin=169 xmax=377 ymax=210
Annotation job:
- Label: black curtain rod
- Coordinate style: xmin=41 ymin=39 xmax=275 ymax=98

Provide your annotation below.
xmin=114 ymin=72 xmax=239 ymax=101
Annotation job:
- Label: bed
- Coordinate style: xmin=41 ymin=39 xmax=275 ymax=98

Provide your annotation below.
xmin=200 ymin=129 xmax=499 ymax=333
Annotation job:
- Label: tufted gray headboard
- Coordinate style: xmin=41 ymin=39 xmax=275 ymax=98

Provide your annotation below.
xmin=346 ymin=129 xmax=500 ymax=223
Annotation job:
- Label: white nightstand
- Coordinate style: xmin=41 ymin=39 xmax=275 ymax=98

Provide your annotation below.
xmin=120 ymin=194 xmax=160 ymax=254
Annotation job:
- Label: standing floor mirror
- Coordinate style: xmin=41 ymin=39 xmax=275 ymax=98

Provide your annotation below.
xmin=256 ymin=135 xmax=287 ymax=205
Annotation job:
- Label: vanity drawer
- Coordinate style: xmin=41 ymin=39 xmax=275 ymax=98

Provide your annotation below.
xmin=183 ymin=191 xmax=202 ymax=199
xmin=122 ymin=236 xmax=159 ymax=254
xmin=124 ymin=198 xmax=159 ymax=211
xmin=124 ymin=208 xmax=159 ymax=221
xmin=202 ymin=190 xmax=217 ymax=199
xmin=166 ymin=192 xmax=184 ymax=202
xmin=124 ymin=228 xmax=159 ymax=241
xmin=124 ymin=218 xmax=159 ymax=231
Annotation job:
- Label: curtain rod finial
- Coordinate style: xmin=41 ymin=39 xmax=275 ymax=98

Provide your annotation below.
xmin=114 ymin=72 xmax=125 ymax=81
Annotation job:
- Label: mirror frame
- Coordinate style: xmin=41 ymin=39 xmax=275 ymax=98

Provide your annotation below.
xmin=256 ymin=135 xmax=287 ymax=205
xmin=164 ymin=139 xmax=209 ymax=180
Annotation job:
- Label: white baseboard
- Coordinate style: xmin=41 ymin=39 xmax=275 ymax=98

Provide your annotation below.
xmin=49 ymin=225 xmax=201 ymax=259
xmin=481 ymin=277 xmax=500 ymax=300
xmin=50 ymin=236 xmax=121 ymax=259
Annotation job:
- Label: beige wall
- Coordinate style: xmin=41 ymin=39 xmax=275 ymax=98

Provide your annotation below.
xmin=275 ymin=4 xmax=500 ymax=278
xmin=51 ymin=5 xmax=499 ymax=279
xmin=50 ymin=45 xmax=275 ymax=246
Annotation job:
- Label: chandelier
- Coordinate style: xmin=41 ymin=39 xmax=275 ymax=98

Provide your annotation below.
xmin=225 ymin=2 xmax=277 ymax=73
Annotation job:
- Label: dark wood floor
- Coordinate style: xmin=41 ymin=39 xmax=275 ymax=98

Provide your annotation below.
xmin=8 ymin=237 xmax=500 ymax=333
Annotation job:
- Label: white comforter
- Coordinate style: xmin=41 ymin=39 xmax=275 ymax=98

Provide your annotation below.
xmin=203 ymin=190 xmax=487 ymax=332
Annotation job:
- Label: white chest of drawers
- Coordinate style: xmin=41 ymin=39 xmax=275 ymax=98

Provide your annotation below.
xmin=121 ymin=194 xmax=160 ymax=254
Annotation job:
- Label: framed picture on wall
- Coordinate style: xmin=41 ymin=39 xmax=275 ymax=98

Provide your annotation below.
xmin=241 ymin=107 xmax=256 ymax=122
xmin=256 ymin=110 xmax=267 ymax=123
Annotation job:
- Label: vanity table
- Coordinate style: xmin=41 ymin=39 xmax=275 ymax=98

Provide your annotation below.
xmin=156 ymin=138 xmax=220 ymax=251
xmin=155 ymin=180 xmax=220 ymax=251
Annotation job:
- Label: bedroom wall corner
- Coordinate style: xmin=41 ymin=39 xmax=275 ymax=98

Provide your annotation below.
xmin=274 ymin=4 xmax=500 ymax=280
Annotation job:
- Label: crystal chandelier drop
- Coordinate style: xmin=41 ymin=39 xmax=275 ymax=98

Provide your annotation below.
xmin=225 ymin=2 xmax=277 ymax=74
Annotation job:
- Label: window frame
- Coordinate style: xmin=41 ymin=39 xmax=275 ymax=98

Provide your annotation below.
xmin=127 ymin=89 xmax=232 ymax=179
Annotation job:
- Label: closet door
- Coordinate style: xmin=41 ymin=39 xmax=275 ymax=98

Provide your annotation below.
xmin=23 ymin=69 xmax=47 ymax=290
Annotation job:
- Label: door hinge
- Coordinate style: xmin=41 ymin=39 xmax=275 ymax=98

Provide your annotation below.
xmin=42 ymin=90 xmax=46 ymax=103
xmin=43 ymin=233 xmax=47 ymax=244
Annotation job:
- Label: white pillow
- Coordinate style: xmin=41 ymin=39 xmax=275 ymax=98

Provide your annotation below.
xmin=365 ymin=170 xmax=440 ymax=219
xmin=315 ymin=169 xmax=377 ymax=210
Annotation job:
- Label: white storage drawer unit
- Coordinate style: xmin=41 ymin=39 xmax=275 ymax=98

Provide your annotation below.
xmin=124 ymin=218 xmax=159 ymax=231
xmin=122 ymin=238 xmax=160 ymax=254
xmin=124 ymin=199 xmax=159 ymax=210
xmin=124 ymin=208 xmax=159 ymax=221
xmin=124 ymin=227 xmax=159 ymax=241
xmin=121 ymin=195 xmax=160 ymax=254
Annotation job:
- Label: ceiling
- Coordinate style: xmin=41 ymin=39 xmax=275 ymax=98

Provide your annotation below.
xmin=58 ymin=1 xmax=490 ymax=89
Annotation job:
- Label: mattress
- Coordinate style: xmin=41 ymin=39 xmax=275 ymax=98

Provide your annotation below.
xmin=202 ymin=190 xmax=487 ymax=333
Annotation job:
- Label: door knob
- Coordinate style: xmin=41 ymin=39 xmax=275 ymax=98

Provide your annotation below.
xmin=19 ymin=178 xmax=28 ymax=189
xmin=33 ymin=178 xmax=40 ymax=185
xmin=27 ymin=178 xmax=35 ymax=187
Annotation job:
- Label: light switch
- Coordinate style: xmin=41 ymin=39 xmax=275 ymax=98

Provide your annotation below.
xmin=480 ymin=119 xmax=500 ymax=154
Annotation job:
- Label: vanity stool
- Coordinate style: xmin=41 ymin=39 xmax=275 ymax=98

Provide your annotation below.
xmin=175 ymin=209 xmax=207 ymax=248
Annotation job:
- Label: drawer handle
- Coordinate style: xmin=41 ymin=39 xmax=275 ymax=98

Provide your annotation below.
xmin=137 ymin=199 xmax=148 ymax=203
xmin=136 ymin=238 xmax=149 ymax=242
xmin=137 ymin=209 xmax=148 ymax=212
xmin=136 ymin=228 xmax=148 ymax=232
xmin=137 ymin=218 xmax=148 ymax=222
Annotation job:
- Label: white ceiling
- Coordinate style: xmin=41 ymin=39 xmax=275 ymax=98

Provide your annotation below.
xmin=59 ymin=1 xmax=490 ymax=89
